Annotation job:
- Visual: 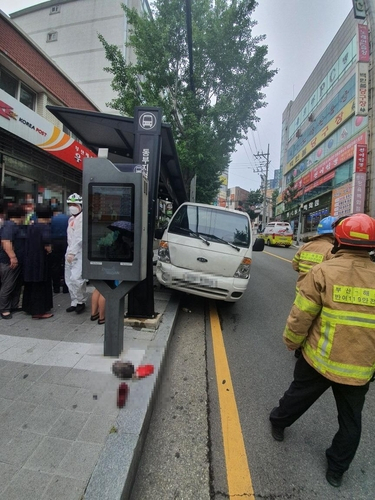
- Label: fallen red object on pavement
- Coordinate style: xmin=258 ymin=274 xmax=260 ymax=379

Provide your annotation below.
xmin=117 ymin=382 xmax=129 ymax=408
xmin=135 ymin=364 xmax=154 ymax=378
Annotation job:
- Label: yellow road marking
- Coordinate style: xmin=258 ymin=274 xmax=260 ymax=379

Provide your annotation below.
xmin=209 ymin=301 xmax=255 ymax=499
xmin=263 ymin=250 xmax=292 ymax=263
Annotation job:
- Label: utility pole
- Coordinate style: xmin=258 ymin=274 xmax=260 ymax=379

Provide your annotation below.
xmin=254 ymin=144 xmax=270 ymax=227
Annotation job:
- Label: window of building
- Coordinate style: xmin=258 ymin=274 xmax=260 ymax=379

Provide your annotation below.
xmin=0 ymin=67 xmax=18 ymax=98
xmin=50 ymin=5 xmax=61 ymax=14
xmin=47 ymin=31 xmax=58 ymax=42
xmin=20 ymin=84 xmax=35 ymax=110
xmin=0 ymin=66 xmax=36 ymax=110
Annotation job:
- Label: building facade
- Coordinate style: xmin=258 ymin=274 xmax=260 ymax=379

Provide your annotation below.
xmin=0 ymin=10 xmax=99 ymax=206
xmin=10 ymin=0 xmax=151 ymax=115
xmin=277 ymin=6 xmax=375 ymax=240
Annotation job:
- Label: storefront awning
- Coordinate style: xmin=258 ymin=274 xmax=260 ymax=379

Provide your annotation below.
xmin=46 ymin=106 xmax=187 ymax=206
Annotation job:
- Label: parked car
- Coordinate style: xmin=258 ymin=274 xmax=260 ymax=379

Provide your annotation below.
xmin=155 ymin=202 xmax=264 ymax=302
xmin=258 ymin=221 xmax=293 ymax=248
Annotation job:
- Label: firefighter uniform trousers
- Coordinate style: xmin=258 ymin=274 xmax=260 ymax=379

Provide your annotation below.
xmin=270 ymin=356 xmax=370 ymax=474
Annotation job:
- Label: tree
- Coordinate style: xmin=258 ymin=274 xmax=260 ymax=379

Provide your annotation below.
xmin=98 ymin=0 xmax=277 ymax=203
xmin=247 ymin=189 xmax=264 ymax=207
xmin=282 ymin=177 xmax=298 ymax=210
xmin=271 ymin=188 xmax=279 ymax=218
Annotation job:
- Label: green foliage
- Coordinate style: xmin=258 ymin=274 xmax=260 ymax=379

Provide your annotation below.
xmin=283 ymin=177 xmax=298 ymax=210
xmin=271 ymin=188 xmax=279 ymax=218
xmin=99 ymin=0 xmax=277 ymax=203
xmin=247 ymin=189 xmax=263 ymax=207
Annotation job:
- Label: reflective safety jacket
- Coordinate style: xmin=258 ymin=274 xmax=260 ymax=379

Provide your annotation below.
xmin=284 ymin=249 xmax=375 ymax=386
xmin=292 ymin=234 xmax=334 ymax=289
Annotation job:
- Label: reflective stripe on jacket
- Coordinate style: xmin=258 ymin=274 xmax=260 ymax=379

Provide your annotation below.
xmin=292 ymin=234 xmax=334 ymax=289
xmin=284 ymin=249 xmax=375 ymax=386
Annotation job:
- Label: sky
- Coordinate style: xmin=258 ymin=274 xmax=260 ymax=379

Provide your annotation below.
xmin=2 ymin=0 xmax=355 ymax=191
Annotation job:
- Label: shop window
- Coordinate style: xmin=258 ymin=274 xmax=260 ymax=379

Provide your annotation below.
xmin=20 ymin=84 xmax=35 ymax=110
xmin=332 ymin=160 xmax=353 ymax=188
xmin=0 ymin=67 xmax=18 ymax=98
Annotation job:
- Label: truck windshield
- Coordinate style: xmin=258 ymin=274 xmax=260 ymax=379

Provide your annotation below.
xmin=169 ymin=205 xmax=250 ymax=248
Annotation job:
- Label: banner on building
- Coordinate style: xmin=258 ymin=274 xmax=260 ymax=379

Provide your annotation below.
xmin=355 ymin=62 xmax=369 ymax=116
xmin=352 ymin=0 xmax=366 ymax=19
xmin=351 ymin=172 xmax=366 ymax=213
xmin=0 ymin=89 xmax=96 ymax=170
xmin=354 ymin=144 xmax=367 ymax=173
xmin=331 ymin=183 xmax=352 ymax=217
xmin=358 ymin=25 xmax=370 ymax=62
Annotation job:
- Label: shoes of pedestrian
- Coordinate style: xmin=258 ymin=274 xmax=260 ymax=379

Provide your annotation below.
xmin=32 ymin=313 xmax=54 ymax=319
xmin=326 ymin=469 xmax=343 ymax=487
xmin=271 ymin=424 xmax=284 ymax=442
xmin=53 ymin=287 xmax=60 ymax=294
xmin=112 ymin=361 xmax=135 ymax=379
xmin=1 ymin=312 xmax=12 ymax=319
xmin=117 ymin=382 xmax=129 ymax=408
xmin=98 ymin=318 xmax=105 ymax=325
xmin=75 ymin=303 xmax=86 ymax=314
xmin=66 ymin=306 xmax=76 ymax=313
xmin=90 ymin=313 xmax=99 ymax=321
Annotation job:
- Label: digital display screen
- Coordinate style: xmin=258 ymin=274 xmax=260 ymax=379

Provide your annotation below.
xmin=88 ymin=184 xmax=134 ymax=262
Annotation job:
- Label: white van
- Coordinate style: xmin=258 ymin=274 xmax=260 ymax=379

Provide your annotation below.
xmin=155 ymin=202 xmax=264 ymax=302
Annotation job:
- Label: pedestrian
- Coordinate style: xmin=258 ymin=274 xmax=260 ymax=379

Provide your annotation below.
xmin=50 ymin=202 xmax=69 ymax=293
xmin=269 ymin=213 xmax=375 ymax=488
xmin=0 ymin=204 xmax=27 ymax=319
xmin=292 ymin=215 xmax=336 ymax=358
xmin=22 ymin=205 xmax=54 ymax=319
xmin=90 ymin=288 xmax=105 ymax=324
xmin=23 ymin=194 xmax=36 ymax=225
xmin=65 ymin=193 xmax=87 ymax=314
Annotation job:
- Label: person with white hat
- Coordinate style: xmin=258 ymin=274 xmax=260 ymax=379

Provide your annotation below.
xmin=65 ymin=193 xmax=87 ymax=314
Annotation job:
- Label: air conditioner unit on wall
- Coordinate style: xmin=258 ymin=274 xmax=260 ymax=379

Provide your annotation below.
xmin=296 ymin=129 xmax=301 ymax=138
xmin=308 ymin=113 xmax=314 ymax=122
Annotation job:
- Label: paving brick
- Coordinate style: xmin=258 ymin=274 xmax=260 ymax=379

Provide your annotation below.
xmin=24 ymin=436 xmax=73 ymax=473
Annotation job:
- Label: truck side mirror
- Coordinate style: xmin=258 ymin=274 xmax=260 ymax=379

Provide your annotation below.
xmin=253 ymin=237 xmax=265 ymax=252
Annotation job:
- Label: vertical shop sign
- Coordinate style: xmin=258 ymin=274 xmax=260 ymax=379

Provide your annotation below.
xmin=355 ymin=63 xmax=369 ymax=116
xmin=351 ymin=172 xmax=366 ymax=213
xmin=354 ymin=144 xmax=367 ymax=173
xmin=357 ymin=25 xmax=370 ymax=62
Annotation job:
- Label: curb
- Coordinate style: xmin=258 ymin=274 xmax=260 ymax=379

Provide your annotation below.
xmin=84 ymin=292 xmax=181 ymax=500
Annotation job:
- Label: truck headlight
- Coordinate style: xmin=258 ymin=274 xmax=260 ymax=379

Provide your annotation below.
xmin=233 ymin=257 xmax=251 ymax=279
xmin=158 ymin=240 xmax=170 ymax=263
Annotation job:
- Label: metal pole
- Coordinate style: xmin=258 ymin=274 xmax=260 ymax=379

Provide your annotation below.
xmin=254 ymin=144 xmax=270 ymax=228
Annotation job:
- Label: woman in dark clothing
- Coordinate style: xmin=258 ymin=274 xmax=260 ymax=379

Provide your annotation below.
xmin=0 ymin=204 xmax=27 ymax=319
xmin=22 ymin=205 xmax=54 ymax=319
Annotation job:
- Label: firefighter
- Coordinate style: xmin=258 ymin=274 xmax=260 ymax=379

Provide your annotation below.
xmin=292 ymin=215 xmax=336 ymax=358
xmin=65 ymin=193 xmax=87 ymax=314
xmin=270 ymin=213 xmax=375 ymax=488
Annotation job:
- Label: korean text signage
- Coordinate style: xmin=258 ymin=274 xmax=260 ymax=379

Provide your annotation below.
xmin=358 ymin=25 xmax=369 ymax=62
xmin=355 ymin=62 xmax=369 ymax=116
xmin=354 ymin=144 xmax=367 ymax=173
xmin=0 ymin=89 xmax=95 ymax=169
xmin=292 ymin=131 xmax=367 ymax=192
xmin=331 ymin=182 xmax=352 ymax=217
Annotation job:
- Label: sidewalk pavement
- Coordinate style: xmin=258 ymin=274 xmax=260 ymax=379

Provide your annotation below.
xmin=0 ymin=279 xmax=180 ymax=500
